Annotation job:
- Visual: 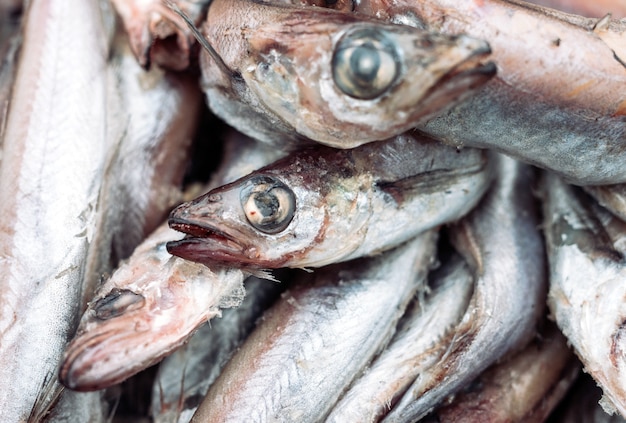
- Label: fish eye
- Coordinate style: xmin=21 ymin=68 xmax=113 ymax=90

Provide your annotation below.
xmin=240 ymin=176 xmax=296 ymax=234
xmin=332 ymin=28 xmax=400 ymax=100
xmin=93 ymin=289 xmax=145 ymax=320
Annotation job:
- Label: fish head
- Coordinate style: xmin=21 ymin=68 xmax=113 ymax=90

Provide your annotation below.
xmin=60 ymin=232 xmax=245 ymax=391
xmin=167 ymin=171 xmax=331 ymax=268
xmin=201 ymin=1 xmax=495 ymax=147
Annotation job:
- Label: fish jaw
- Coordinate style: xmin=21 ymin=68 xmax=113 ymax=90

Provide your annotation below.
xmin=201 ymin=0 xmax=495 ymax=148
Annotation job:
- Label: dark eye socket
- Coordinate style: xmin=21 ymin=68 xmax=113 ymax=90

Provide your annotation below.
xmin=240 ymin=176 xmax=296 ymax=234
xmin=332 ymin=28 xmax=400 ymax=100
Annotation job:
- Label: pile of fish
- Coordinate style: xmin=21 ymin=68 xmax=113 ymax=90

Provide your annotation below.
xmin=1 ymin=0 xmax=626 ymax=421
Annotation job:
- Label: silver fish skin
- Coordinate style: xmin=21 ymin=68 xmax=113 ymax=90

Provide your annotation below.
xmin=198 ymin=0 xmax=495 ymax=148
xmin=84 ymin=26 xmax=202 ymax=297
xmin=316 ymin=0 xmax=626 ymax=185
xmin=383 ymin=156 xmax=547 ymax=423
xmin=428 ymin=323 xmax=579 ymax=423
xmin=168 ymin=133 xmax=492 ymax=269
xmin=326 ymin=252 xmax=473 ymax=423
xmin=60 ymin=131 xmax=285 ymax=392
xmin=584 ymin=184 xmax=626 ymax=222
xmin=191 ymin=230 xmax=438 ymax=423
xmin=110 ymin=0 xmax=210 ymax=70
xmin=151 ymin=275 xmax=285 ymax=423
xmin=543 ymin=173 xmax=626 ymax=417
xmin=0 ymin=0 xmax=112 ymax=419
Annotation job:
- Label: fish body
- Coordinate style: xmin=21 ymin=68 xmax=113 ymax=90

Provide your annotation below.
xmin=199 ymin=0 xmax=495 ymax=148
xmin=429 ymin=323 xmax=578 ymax=423
xmin=168 ymin=133 xmax=492 ymax=268
xmin=191 ymin=231 xmax=438 ymax=422
xmin=151 ymin=275 xmax=285 ymax=423
xmin=543 ymin=173 xmax=626 ymax=417
xmin=383 ymin=156 xmax=547 ymax=422
xmin=84 ymin=27 xmax=202 ymax=297
xmin=326 ymin=251 xmax=473 ymax=422
xmin=0 ymin=0 xmax=112 ymax=419
xmin=307 ymin=0 xmax=626 ymax=184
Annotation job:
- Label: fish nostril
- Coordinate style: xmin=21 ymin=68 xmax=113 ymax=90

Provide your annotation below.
xmin=93 ymin=289 xmax=145 ymax=320
xmin=207 ymin=194 xmax=222 ymax=202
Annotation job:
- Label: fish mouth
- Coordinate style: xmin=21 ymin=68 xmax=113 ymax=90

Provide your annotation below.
xmin=167 ymin=217 xmax=255 ymax=265
xmin=60 ymin=312 xmax=198 ymax=391
xmin=418 ymin=46 xmax=496 ymax=119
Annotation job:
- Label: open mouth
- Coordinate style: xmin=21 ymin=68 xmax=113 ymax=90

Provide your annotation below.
xmin=167 ymin=217 xmax=247 ymax=263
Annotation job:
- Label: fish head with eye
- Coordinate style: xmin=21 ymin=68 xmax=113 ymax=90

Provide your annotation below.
xmin=167 ymin=163 xmax=373 ymax=269
xmin=59 ymin=228 xmax=244 ymax=391
xmin=200 ymin=0 xmax=495 ymax=148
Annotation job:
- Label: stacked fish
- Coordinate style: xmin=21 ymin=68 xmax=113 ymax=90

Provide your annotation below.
xmin=1 ymin=0 xmax=626 ymax=421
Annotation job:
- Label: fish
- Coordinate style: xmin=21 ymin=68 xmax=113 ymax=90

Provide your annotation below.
xmin=110 ymin=0 xmax=210 ymax=70
xmin=427 ymin=322 xmax=579 ymax=423
xmin=542 ymin=172 xmax=626 ymax=417
xmin=584 ymin=184 xmax=626 ymax=222
xmin=59 ymin=224 xmax=247 ymax=392
xmin=190 ymin=230 xmax=438 ymax=422
xmin=167 ymin=133 xmax=492 ymax=269
xmin=151 ymin=275 xmax=286 ymax=423
xmin=0 ymin=0 xmax=113 ymax=419
xmin=382 ymin=156 xmax=547 ymax=422
xmin=60 ymin=131 xmax=286 ymax=392
xmin=83 ymin=25 xmax=202 ymax=298
xmin=302 ymin=0 xmax=626 ymax=185
xmin=325 ymin=249 xmax=474 ymax=422
xmin=196 ymin=0 xmax=495 ymax=148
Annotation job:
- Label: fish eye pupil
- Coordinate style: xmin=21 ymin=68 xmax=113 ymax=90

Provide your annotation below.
xmin=241 ymin=176 xmax=296 ymax=234
xmin=253 ymin=191 xmax=280 ymax=218
xmin=333 ymin=28 xmax=400 ymax=100
xmin=350 ymin=44 xmax=380 ymax=84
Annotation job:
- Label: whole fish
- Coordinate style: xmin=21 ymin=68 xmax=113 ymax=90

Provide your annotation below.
xmin=300 ymin=0 xmax=626 ymax=185
xmin=168 ymin=133 xmax=492 ymax=269
xmin=584 ymin=184 xmax=626 ymax=222
xmin=110 ymin=0 xmax=210 ymax=70
xmin=191 ymin=230 xmax=438 ymax=422
xmin=543 ymin=173 xmax=626 ymax=417
xmin=197 ymin=0 xmax=495 ymax=148
xmin=151 ymin=275 xmax=285 ymax=423
xmin=326 ymin=250 xmax=474 ymax=423
xmin=60 ymin=131 xmax=285 ymax=392
xmin=0 ymin=0 xmax=113 ymax=419
xmin=428 ymin=323 xmax=579 ymax=423
xmin=383 ymin=156 xmax=547 ymax=422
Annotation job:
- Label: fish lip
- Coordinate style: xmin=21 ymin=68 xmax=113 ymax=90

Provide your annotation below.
xmin=169 ymin=217 xmax=244 ymax=247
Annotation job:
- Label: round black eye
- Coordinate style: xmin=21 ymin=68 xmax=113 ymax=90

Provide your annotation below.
xmin=332 ymin=28 xmax=400 ymax=100
xmin=240 ymin=176 xmax=296 ymax=234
